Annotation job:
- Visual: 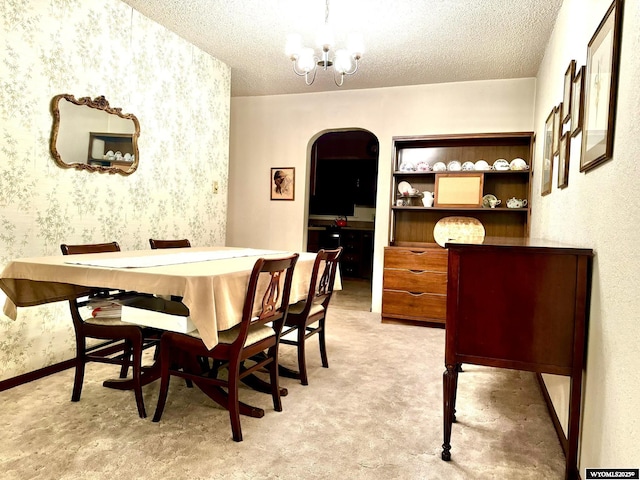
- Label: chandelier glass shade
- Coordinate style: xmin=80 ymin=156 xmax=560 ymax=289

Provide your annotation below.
xmin=285 ymin=0 xmax=364 ymax=86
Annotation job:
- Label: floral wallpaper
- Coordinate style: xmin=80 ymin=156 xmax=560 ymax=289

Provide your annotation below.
xmin=0 ymin=0 xmax=230 ymax=380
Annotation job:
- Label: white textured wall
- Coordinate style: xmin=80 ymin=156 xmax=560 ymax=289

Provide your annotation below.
xmin=533 ymin=0 xmax=640 ymax=470
xmin=228 ymin=78 xmax=536 ymax=311
xmin=0 ymin=0 xmax=230 ymax=380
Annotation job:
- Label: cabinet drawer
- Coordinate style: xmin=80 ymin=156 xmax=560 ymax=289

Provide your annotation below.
xmin=384 ymin=247 xmax=448 ymax=272
xmin=383 ymin=269 xmax=447 ymax=294
xmin=382 ymin=290 xmax=446 ymax=320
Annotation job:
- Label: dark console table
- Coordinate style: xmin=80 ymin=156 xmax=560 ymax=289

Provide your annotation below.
xmin=441 ymin=238 xmax=593 ymax=480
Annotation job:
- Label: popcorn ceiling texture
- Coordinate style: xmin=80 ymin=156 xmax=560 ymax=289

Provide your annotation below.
xmin=0 ymin=0 xmax=230 ymax=380
xmin=121 ymin=0 xmax=563 ymax=96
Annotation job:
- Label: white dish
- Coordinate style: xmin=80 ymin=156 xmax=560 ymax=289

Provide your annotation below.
xmin=474 ymin=160 xmax=490 ymax=170
xmin=493 ymin=159 xmax=510 ymax=171
xmin=510 ymin=158 xmax=528 ymax=170
xmin=447 ymin=160 xmax=462 ymax=171
xmin=461 ymin=161 xmax=475 ymax=171
xmin=433 ymin=162 xmax=447 ymax=172
xmin=397 ymin=181 xmax=413 ymax=195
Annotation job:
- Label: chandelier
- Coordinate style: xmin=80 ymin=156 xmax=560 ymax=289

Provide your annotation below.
xmin=285 ymin=0 xmax=364 ymax=87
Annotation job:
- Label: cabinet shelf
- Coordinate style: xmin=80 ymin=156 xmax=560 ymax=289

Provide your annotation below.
xmin=393 ymin=169 xmax=530 ymax=176
xmin=389 ymin=132 xmax=534 ymax=246
xmin=392 ymin=206 xmax=528 ymax=212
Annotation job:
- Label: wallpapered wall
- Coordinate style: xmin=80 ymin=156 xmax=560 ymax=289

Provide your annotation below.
xmin=0 ymin=0 xmax=230 ymax=380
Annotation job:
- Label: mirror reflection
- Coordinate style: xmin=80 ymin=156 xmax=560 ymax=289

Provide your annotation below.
xmin=50 ymin=94 xmax=140 ymax=175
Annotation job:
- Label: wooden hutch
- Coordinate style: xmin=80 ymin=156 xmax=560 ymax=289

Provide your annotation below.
xmin=382 ymin=132 xmax=534 ymax=326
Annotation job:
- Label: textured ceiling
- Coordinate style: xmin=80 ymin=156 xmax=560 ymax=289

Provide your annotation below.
xmin=121 ymin=0 xmax=563 ymax=97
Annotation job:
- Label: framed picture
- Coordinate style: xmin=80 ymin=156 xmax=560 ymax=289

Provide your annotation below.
xmin=552 ymin=103 xmax=562 ymax=156
xmin=571 ymin=65 xmax=586 ymax=137
xmin=558 ymin=132 xmax=570 ymax=189
xmin=580 ymin=0 xmax=623 ymax=172
xmin=434 ymin=173 xmax=483 ymax=207
xmin=562 ymin=60 xmax=576 ymax=123
xmin=541 ymin=108 xmax=555 ymax=196
xmin=270 ymin=167 xmax=295 ymax=200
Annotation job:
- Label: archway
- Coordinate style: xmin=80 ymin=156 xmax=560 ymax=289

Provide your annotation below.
xmin=305 ymin=129 xmax=379 ymax=311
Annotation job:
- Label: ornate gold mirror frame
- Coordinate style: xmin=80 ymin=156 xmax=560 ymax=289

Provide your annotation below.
xmin=50 ymin=94 xmax=140 ymax=175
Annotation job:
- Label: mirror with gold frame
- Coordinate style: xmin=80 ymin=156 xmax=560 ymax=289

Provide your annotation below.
xmin=50 ymin=94 xmax=140 ymax=175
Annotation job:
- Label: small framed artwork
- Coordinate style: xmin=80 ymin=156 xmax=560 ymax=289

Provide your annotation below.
xmin=558 ymin=132 xmax=570 ymax=189
xmin=580 ymin=0 xmax=623 ymax=172
xmin=562 ymin=60 xmax=576 ymax=123
xmin=270 ymin=167 xmax=295 ymax=200
xmin=434 ymin=173 xmax=483 ymax=207
xmin=552 ymin=103 xmax=562 ymax=156
xmin=570 ymin=65 xmax=586 ymax=137
xmin=541 ymin=108 xmax=555 ymax=196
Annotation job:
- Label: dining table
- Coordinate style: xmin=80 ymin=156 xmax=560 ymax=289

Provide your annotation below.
xmin=0 ymin=246 xmax=329 ymax=417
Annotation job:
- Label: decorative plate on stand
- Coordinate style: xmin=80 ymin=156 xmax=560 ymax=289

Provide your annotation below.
xmin=433 ymin=216 xmax=485 ymax=247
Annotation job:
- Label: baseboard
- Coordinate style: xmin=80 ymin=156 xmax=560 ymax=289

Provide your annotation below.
xmin=0 ymin=358 xmax=75 ymax=393
xmin=536 ymin=373 xmax=581 ymax=480
xmin=0 ymin=342 xmax=125 ymax=393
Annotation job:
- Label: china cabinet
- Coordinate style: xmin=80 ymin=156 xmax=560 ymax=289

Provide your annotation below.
xmin=382 ymin=132 xmax=534 ymax=326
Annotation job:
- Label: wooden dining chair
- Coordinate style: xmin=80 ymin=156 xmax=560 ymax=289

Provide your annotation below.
xmin=149 ymin=236 xmax=202 ymax=376
xmin=152 ymin=253 xmax=299 ymax=442
xmin=149 ymin=238 xmax=191 ymax=249
xmin=279 ymin=247 xmax=342 ymax=385
xmin=60 ymin=241 xmax=159 ymax=418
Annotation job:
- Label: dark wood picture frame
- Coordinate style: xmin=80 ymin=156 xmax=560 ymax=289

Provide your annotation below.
xmin=270 ymin=167 xmax=295 ymax=200
xmin=542 ymin=108 xmax=555 ymax=196
xmin=570 ymin=66 xmax=586 ymax=137
xmin=580 ymin=0 xmax=623 ymax=172
xmin=558 ymin=132 xmax=570 ymax=189
xmin=562 ymin=60 xmax=576 ymax=123
xmin=552 ymin=103 xmax=562 ymax=156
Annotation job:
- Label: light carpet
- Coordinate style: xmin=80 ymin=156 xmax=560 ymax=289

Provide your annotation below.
xmin=0 ymin=308 xmax=565 ymax=479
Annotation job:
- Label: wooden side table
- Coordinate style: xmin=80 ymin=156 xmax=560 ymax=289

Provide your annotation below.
xmin=441 ymin=238 xmax=593 ymax=480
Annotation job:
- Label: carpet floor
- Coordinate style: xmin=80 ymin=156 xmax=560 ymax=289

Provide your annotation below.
xmin=0 ymin=308 xmax=565 ymax=479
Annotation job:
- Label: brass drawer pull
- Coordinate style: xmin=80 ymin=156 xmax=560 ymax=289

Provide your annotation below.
xmin=408 ymin=291 xmax=425 ymax=296
xmin=409 ymin=269 xmax=426 ymax=274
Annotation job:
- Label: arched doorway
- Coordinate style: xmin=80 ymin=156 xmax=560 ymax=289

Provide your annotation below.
xmin=306 ymin=129 xmax=379 ymax=311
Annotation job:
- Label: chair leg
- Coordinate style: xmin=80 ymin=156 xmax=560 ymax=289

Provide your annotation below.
xmin=72 ymin=336 xmax=86 ymax=402
xmin=120 ymin=340 xmax=132 ymax=378
xmin=131 ymin=339 xmax=146 ymax=418
xmin=318 ymin=317 xmax=329 ymax=368
xmin=228 ymin=363 xmax=243 ymax=442
xmin=152 ymin=339 xmax=172 ymax=423
xmin=297 ymin=326 xmax=309 ymax=386
xmin=268 ymin=348 xmax=282 ymax=412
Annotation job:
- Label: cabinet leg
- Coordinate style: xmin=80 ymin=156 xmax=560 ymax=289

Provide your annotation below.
xmin=452 ymin=363 xmax=461 ymax=422
xmin=442 ymin=363 xmax=458 ymax=461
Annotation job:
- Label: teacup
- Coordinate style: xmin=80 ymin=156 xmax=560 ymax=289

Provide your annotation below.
xmin=489 ymin=198 xmax=501 ymax=208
